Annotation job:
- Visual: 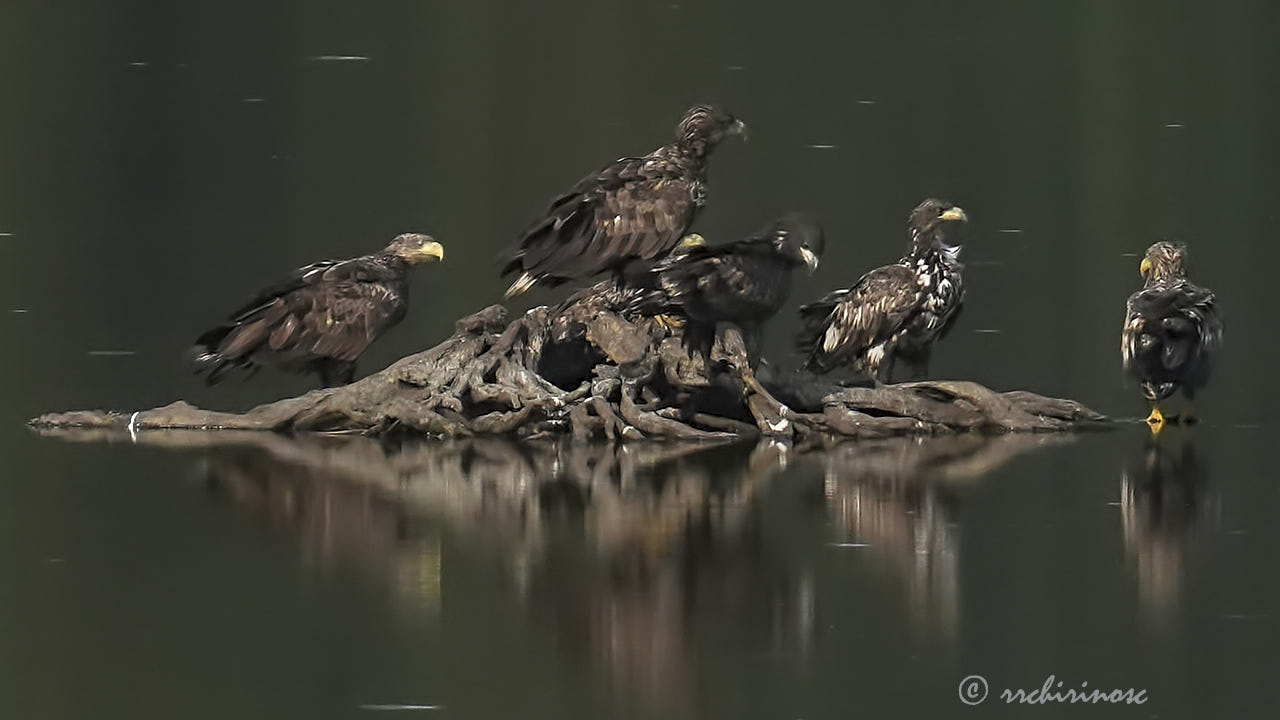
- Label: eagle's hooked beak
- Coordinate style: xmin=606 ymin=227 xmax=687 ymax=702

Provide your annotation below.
xmin=676 ymin=233 xmax=706 ymax=251
xmin=800 ymin=246 xmax=820 ymax=273
xmin=1139 ymin=257 xmax=1152 ymax=277
xmin=939 ymin=206 xmax=968 ymax=223
xmin=730 ymin=118 xmax=748 ymax=141
xmin=414 ymin=241 xmax=445 ymax=263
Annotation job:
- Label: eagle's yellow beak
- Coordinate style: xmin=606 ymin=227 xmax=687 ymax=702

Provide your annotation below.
xmin=414 ymin=241 xmax=445 ymax=263
xmin=1140 ymin=257 xmax=1152 ymax=277
xmin=676 ymin=233 xmax=706 ymax=250
xmin=939 ymin=207 xmax=968 ymax=223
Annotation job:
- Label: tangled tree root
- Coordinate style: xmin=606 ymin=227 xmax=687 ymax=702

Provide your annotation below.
xmin=29 ymin=287 xmax=1110 ymax=440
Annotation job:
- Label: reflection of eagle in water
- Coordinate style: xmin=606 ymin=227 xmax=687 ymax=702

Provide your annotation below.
xmin=628 ymin=213 xmax=823 ymax=362
xmin=1121 ymin=241 xmax=1223 ymax=428
xmin=501 ymin=105 xmax=746 ymax=298
xmin=191 ymin=234 xmax=444 ymax=387
xmin=796 ymin=198 xmax=967 ymax=383
xmin=1121 ymin=437 xmax=1209 ymax=620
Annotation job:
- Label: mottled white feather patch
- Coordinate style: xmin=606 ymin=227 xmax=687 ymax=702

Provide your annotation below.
xmin=867 ymin=344 xmax=886 ymax=366
xmin=822 ymin=323 xmax=843 ymax=353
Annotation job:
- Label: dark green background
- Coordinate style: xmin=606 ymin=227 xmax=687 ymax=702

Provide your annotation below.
xmin=2 ymin=1 xmax=1277 ymax=718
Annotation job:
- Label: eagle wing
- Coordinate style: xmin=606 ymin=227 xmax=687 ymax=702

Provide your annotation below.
xmin=503 ymin=153 xmax=700 ymax=292
xmin=669 ymin=251 xmax=786 ymax=320
xmin=274 ymin=280 xmax=405 ymax=363
xmin=798 ymin=264 xmax=920 ymax=370
xmin=194 ymin=257 xmax=407 ymax=382
xmin=1121 ymin=281 xmax=1222 ymax=385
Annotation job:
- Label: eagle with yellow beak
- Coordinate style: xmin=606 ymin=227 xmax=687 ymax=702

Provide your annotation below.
xmin=1121 ymin=241 xmax=1223 ymax=431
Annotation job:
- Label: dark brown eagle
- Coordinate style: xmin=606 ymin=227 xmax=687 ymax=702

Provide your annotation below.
xmin=629 ymin=213 xmax=824 ymax=363
xmin=191 ymin=234 xmax=444 ymax=387
xmin=1121 ymin=241 xmax=1223 ymax=429
xmin=501 ymin=104 xmax=746 ymax=298
xmin=796 ymin=199 xmax=968 ymax=383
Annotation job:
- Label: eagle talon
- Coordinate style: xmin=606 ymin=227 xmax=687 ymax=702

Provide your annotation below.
xmin=654 ymin=314 xmax=685 ymax=331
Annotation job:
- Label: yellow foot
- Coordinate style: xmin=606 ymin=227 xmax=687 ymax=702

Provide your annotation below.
xmin=654 ymin=314 xmax=685 ymax=331
xmin=1146 ymin=406 xmax=1165 ymax=435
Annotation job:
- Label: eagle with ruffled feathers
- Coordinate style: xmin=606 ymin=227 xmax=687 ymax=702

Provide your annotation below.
xmin=629 ymin=213 xmax=824 ymax=363
xmin=191 ymin=234 xmax=444 ymax=387
xmin=501 ymin=104 xmax=746 ymax=297
xmin=1121 ymin=241 xmax=1223 ymax=429
xmin=796 ymin=199 xmax=968 ymax=383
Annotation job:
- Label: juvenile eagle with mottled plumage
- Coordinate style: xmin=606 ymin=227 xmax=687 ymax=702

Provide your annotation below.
xmin=629 ymin=213 xmax=824 ymax=363
xmin=1121 ymin=241 xmax=1222 ymax=425
xmin=501 ymin=104 xmax=746 ymax=298
xmin=797 ymin=199 xmax=967 ymax=383
xmin=191 ymin=234 xmax=444 ymax=387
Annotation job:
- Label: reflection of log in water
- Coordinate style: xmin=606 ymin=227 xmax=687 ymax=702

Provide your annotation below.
xmin=1121 ymin=436 xmax=1215 ymax=624
xmin=199 ymin=439 xmax=445 ymax=616
xmin=35 ymin=428 xmax=1070 ymax=711
xmin=523 ymin=440 xmax=803 ymax=702
xmin=210 ymin=436 xmax=808 ymax=709
xmin=821 ymin=434 xmax=1073 ymax=637
xmin=51 ymin=428 xmax=803 ymax=709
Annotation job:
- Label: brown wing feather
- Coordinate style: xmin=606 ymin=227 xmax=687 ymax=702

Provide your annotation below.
xmin=800 ymin=264 xmax=920 ymax=370
xmin=192 ymin=257 xmax=408 ymax=383
xmin=1121 ymin=281 xmax=1223 ymax=399
xmin=504 ymin=153 xmax=701 ymax=290
xmin=293 ymin=284 xmax=403 ymax=363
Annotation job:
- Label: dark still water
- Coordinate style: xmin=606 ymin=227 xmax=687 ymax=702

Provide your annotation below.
xmin=6 ymin=429 xmax=1280 ymax=719
xmin=3 ymin=0 xmax=1280 ymax=718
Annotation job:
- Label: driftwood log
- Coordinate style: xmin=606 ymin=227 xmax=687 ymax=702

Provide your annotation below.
xmin=29 ymin=285 xmax=1109 ymax=440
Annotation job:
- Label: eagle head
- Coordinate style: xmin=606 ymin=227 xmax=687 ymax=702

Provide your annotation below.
xmin=763 ymin=212 xmax=825 ymax=273
xmin=908 ymin=198 xmax=968 ymax=251
xmin=676 ymin=105 xmax=747 ymax=154
xmin=385 ymin=233 xmax=445 ymax=265
xmin=1140 ymin=241 xmax=1187 ymax=285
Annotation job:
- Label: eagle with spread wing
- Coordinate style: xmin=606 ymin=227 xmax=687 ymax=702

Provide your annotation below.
xmin=1121 ymin=241 xmax=1223 ymax=430
xmin=191 ymin=234 xmax=444 ymax=387
xmin=501 ymin=104 xmax=746 ymax=297
xmin=797 ymin=199 xmax=968 ymax=383
xmin=629 ymin=213 xmax=823 ymax=363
